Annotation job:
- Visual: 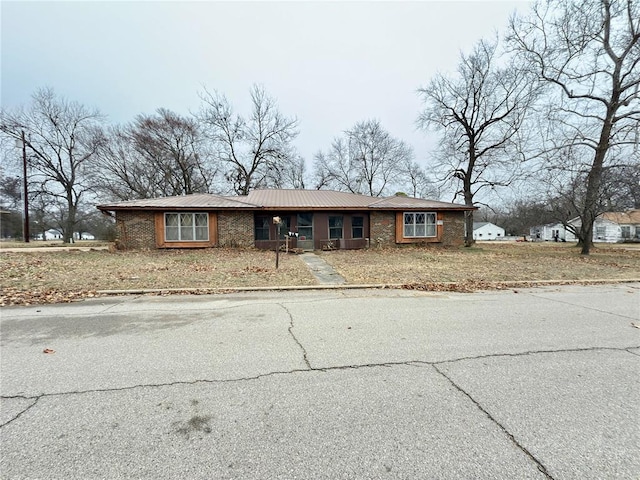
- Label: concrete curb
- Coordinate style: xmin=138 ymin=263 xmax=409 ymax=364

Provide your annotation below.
xmin=96 ymin=278 xmax=640 ymax=296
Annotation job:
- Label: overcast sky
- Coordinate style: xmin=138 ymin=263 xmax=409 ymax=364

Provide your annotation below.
xmin=1 ymin=0 xmax=531 ymax=172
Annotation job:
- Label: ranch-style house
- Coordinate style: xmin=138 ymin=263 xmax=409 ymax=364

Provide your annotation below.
xmin=97 ymin=189 xmax=475 ymax=250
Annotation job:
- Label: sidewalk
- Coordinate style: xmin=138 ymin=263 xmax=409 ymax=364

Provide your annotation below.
xmin=299 ymin=252 xmax=346 ymax=285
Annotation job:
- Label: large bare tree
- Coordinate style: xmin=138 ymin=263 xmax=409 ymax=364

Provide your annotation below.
xmin=509 ymin=0 xmax=640 ymax=254
xmin=198 ymin=85 xmax=300 ymax=195
xmin=313 ymin=119 xmax=414 ymax=197
xmin=96 ymin=109 xmax=216 ymax=200
xmin=0 ymin=88 xmax=104 ymax=243
xmin=418 ymin=38 xmax=540 ymax=246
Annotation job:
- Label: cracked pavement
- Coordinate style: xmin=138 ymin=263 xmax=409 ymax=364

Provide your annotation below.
xmin=1 ymin=284 xmax=639 ymax=479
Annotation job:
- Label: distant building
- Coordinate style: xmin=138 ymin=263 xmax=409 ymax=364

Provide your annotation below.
xmin=473 ymin=222 xmax=505 ymax=240
xmin=530 ymin=209 xmax=640 ymax=243
xmin=34 ymin=229 xmax=95 ymax=241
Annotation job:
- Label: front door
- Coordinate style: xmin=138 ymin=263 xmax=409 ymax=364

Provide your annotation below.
xmin=297 ymin=213 xmax=314 ymax=250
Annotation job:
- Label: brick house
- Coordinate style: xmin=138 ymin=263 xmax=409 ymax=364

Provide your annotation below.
xmin=97 ymin=189 xmax=474 ymax=250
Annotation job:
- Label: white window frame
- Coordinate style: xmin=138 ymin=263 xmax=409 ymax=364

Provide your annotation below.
xmin=403 ymin=212 xmax=437 ymax=238
xmin=164 ymin=212 xmax=209 ymax=242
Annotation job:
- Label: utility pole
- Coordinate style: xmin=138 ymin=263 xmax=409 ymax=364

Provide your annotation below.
xmin=21 ymin=130 xmax=29 ymax=243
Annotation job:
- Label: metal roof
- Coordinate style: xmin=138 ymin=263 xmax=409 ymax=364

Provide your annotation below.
xmin=368 ymin=195 xmax=474 ymax=210
xmin=97 ymin=190 xmax=474 ymax=212
xmin=97 ymin=193 xmax=258 ymax=211
xmin=245 ymin=189 xmax=374 ymax=209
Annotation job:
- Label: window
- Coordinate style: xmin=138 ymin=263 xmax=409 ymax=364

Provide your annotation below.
xmin=255 ymin=216 xmax=270 ymax=240
xmin=297 ymin=213 xmax=313 ymax=239
xmin=621 ymin=226 xmax=631 ymax=239
xmin=403 ymin=212 xmax=436 ymax=238
xmin=596 ymin=226 xmax=606 ymax=238
xmin=165 ymin=213 xmax=208 ymax=242
xmin=329 ymin=216 xmax=343 ymax=239
xmin=352 ymin=216 xmax=364 ymax=238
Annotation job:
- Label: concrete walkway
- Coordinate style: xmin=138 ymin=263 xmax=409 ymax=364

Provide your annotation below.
xmin=299 ymin=252 xmax=346 ymax=285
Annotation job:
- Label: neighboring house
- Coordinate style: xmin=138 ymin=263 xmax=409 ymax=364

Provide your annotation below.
xmin=35 ymin=229 xmax=64 ymax=240
xmin=34 ymin=230 xmax=96 ymax=241
xmin=530 ymin=209 xmax=640 ymax=243
xmin=599 ymin=210 xmax=640 ymax=241
xmin=529 ymin=223 xmax=577 ymax=242
xmin=96 ymin=189 xmax=475 ymax=250
xmin=473 ymin=222 xmax=505 ymax=240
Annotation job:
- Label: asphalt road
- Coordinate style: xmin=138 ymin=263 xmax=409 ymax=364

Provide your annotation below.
xmin=1 ymin=284 xmax=639 ymax=479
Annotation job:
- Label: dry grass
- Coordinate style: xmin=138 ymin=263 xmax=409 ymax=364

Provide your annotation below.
xmin=320 ymin=242 xmax=640 ymax=284
xmin=1 ymin=242 xmax=639 ymax=306
xmin=1 ymin=248 xmax=316 ymax=306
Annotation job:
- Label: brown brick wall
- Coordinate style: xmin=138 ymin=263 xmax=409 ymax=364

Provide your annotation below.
xmin=218 ymin=211 xmax=255 ymax=247
xmin=370 ymin=211 xmax=396 ymax=247
xmin=441 ymin=211 xmax=465 ymax=246
xmin=115 ymin=211 xmax=156 ymax=249
xmin=371 ymin=210 xmax=466 ymax=248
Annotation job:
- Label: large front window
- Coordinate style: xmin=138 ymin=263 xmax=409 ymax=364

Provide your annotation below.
xmin=165 ymin=213 xmax=209 ymax=242
xmin=403 ymin=212 xmax=436 ymax=238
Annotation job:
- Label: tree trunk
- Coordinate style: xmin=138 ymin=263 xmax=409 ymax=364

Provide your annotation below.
xmin=464 ymin=209 xmax=475 ymax=247
xmin=64 ymin=193 xmax=77 ymax=244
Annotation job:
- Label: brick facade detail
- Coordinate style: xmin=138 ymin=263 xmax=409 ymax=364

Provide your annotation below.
xmin=217 ymin=211 xmax=255 ymax=247
xmin=115 ymin=211 xmax=156 ymax=249
xmin=370 ymin=211 xmax=396 ymax=247
xmin=441 ymin=211 xmax=465 ymax=247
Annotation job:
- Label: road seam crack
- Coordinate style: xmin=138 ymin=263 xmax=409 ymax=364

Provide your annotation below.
xmin=2 ymin=345 xmax=637 ymax=402
xmin=0 ymin=396 xmax=41 ymax=428
xmin=432 ymin=364 xmax=555 ymax=480
xmin=524 ymin=292 xmax=639 ymax=321
xmin=278 ymin=303 xmax=312 ymax=369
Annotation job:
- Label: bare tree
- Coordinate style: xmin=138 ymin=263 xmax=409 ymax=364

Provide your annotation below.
xmin=313 ymin=119 xmax=414 ymax=197
xmin=509 ymin=0 xmax=640 ymax=254
xmin=0 ymin=88 xmax=104 ymax=243
xmin=198 ymin=85 xmax=299 ymax=195
xmin=96 ymin=125 xmax=165 ymax=200
xmin=399 ymin=158 xmax=440 ymax=199
xmin=96 ymin=109 xmax=216 ymax=200
xmin=418 ymin=38 xmax=540 ymax=246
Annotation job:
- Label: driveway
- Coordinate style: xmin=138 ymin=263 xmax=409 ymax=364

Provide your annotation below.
xmin=1 ymin=284 xmax=639 ymax=479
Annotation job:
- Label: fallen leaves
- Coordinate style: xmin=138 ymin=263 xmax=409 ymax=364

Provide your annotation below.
xmin=0 ymin=287 xmax=98 ymax=307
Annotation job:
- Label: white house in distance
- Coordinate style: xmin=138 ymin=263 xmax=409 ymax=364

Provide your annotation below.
xmin=473 ymin=222 xmax=505 ymax=240
xmin=530 ymin=209 xmax=640 ymax=243
xmin=529 ymin=223 xmax=576 ymax=242
xmin=34 ymin=229 xmax=96 ymax=241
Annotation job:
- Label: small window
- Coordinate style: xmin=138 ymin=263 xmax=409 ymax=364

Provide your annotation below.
xmin=352 ymin=216 xmax=364 ymax=239
xmin=329 ymin=216 xmax=343 ymax=239
xmin=255 ymin=216 xmax=270 ymax=240
xmin=164 ymin=213 xmax=208 ymax=242
xmin=404 ymin=212 xmax=436 ymax=238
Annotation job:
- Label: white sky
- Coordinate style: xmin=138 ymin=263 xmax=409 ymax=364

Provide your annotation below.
xmin=1 ymin=0 xmax=531 ymax=172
